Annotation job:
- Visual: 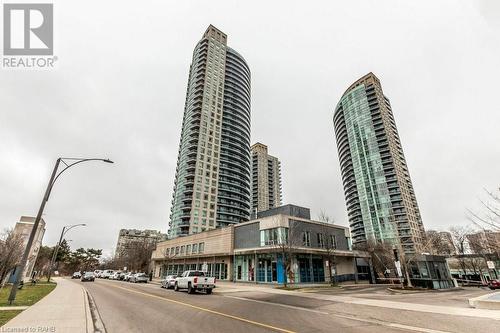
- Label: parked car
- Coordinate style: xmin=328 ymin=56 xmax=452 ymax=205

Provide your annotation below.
xmin=110 ymin=271 xmax=122 ymax=280
xmin=130 ymin=273 xmax=148 ymax=283
xmin=101 ymin=270 xmax=114 ymax=279
xmin=118 ymin=272 xmax=127 ymax=280
xmin=81 ymin=272 xmax=95 ymax=282
xmin=160 ymin=275 xmax=177 ymax=289
xmin=123 ymin=272 xmax=133 ymax=282
xmin=488 ymin=279 xmax=500 ymax=290
xmin=174 ymin=271 xmax=215 ymax=294
xmin=72 ymin=272 xmax=82 ymax=279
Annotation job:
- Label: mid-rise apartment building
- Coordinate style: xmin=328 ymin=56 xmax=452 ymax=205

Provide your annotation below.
xmin=251 ymin=142 xmax=282 ymax=215
xmin=115 ymin=229 xmax=167 ymax=258
xmin=12 ymin=216 xmax=46 ymax=281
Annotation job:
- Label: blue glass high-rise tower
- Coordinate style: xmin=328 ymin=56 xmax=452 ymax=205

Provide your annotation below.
xmin=333 ymin=73 xmax=425 ymax=254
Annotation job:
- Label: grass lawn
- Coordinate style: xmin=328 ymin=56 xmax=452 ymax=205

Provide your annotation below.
xmin=0 ymin=283 xmax=56 ymax=307
xmin=0 ymin=310 xmax=23 ymax=326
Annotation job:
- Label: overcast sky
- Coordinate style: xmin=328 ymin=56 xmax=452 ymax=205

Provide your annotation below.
xmin=1 ymin=0 xmax=499 ymax=257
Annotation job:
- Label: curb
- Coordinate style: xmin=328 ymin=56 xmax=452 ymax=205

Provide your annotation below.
xmin=469 ymin=291 xmax=500 ymax=310
xmin=82 ymin=288 xmax=93 ymax=333
xmin=83 ymin=288 xmax=107 ymax=333
xmin=387 ymin=287 xmax=464 ymax=294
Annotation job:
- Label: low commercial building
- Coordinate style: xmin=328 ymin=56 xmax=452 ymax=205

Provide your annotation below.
xmin=152 ymin=205 xmax=373 ymax=284
xmin=152 ymin=227 xmax=233 ymax=280
xmin=446 ymin=254 xmax=499 ymax=283
xmin=409 ymin=254 xmax=454 ymax=289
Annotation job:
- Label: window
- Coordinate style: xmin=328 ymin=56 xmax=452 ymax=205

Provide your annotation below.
xmin=303 ymin=231 xmax=311 ymax=247
xmin=192 ymin=243 xmax=198 ymax=253
xmin=260 ymin=228 xmax=288 ymax=246
xmin=180 ymin=246 xmax=185 ymax=255
xmin=175 ymin=246 xmax=180 ymax=255
xmin=317 ymin=233 xmax=324 ymax=248
xmin=198 ymin=242 xmax=204 ymax=253
xmin=330 ymin=235 xmax=337 ymax=249
xmin=186 ymin=244 xmax=191 ymax=255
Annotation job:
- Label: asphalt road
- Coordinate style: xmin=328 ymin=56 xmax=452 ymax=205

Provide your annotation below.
xmin=80 ymin=279 xmax=499 ymax=333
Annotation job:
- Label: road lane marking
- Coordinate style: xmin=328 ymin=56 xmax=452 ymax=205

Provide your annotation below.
xmin=225 ymin=295 xmax=330 ymax=314
xmin=225 ymin=295 xmax=454 ymax=333
xmin=104 ymin=283 xmax=296 ymax=333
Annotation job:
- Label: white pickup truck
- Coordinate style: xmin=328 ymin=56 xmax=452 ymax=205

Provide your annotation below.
xmin=174 ymin=270 xmax=216 ymax=294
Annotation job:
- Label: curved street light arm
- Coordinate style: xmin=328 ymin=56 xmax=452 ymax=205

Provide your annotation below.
xmin=62 ymin=223 xmax=87 ymax=237
xmin=46 ymin=158 xmax=112 ymax=201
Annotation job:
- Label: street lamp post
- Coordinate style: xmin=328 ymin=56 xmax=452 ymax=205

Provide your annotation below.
xmin=47 ymin=224 xmax=86 ymax=282
xmin=8 ymin=157 xmax=113 ymax=305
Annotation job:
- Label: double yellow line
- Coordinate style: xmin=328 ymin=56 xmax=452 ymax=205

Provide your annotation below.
xmin=105 ymin=283 xmax=295 ymax=333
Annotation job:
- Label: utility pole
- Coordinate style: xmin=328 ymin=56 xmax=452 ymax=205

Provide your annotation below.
xmin=8 ymin=158 xmax=60 ymax=304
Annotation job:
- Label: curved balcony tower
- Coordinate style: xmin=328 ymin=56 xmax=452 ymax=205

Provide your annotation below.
xmin=169 ymin=25 xmax=251 ymax=238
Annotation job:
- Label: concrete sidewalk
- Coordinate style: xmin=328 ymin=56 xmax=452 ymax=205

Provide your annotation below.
xmin=1 ymin=277 xmax=93 ymax=333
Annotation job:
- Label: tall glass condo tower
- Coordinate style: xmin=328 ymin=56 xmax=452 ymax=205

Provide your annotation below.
xmin=333 ymin=73 xmax=425 ymax=254
xmin=169 ymin=25 xmax=251 ymax=238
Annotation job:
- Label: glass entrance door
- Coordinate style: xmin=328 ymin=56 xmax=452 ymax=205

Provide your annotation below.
xmin=271 ymin=262 xmax=277 ymax=282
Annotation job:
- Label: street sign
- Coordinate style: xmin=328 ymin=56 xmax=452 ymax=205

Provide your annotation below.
xmin=487 ymin=261 xmax=496 ymax=269
xmin=325 ymin=260 xmax=329 ymax=267
xmin=123 ymin=267 xmax=127 ymax=271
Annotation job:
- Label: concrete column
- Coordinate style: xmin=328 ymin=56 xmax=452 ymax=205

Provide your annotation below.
xmin=254 ymin=252 xmax=258 ymax=284
xmin=353 ymin=257 xmax=359 ymax=283
xmin=309 ymin=253 xmax=313 ymax=283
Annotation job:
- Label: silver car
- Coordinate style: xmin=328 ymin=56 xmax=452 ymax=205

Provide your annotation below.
xmin=123 ymin=272 xmax=134 ymax=281
xmin=130 ymin=273 xmax=148 ymax=283
xmin=160 ymin=275 xmax=177 ymax=289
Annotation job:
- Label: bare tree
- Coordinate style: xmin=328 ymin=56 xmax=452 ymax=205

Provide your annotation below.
xmin=0 ymin=228 xmax=24 ymax=288
xmin=467 ymin=188 xmax=500 ymax=231
xmin=318 ymin=210 xmax=335 ymax=225
xmin=449 ymin=226 xmax=473 ymax=277
xmin=269 ymin=225 xmax=302 ymax=287
xmin=115 ymin=238 xmax=157 ymax=272
xmin=316 ymin=211 xmax=340 ymax=284
xmin=158 ymin=247 xmax=177 ymax=277
xmin=425 ymin=230 xmax=455 ymax=255
xmin=360 ymin=240 xmax=396 ymax=282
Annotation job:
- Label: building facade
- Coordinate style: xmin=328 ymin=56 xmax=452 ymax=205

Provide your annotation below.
xmin=169 ymin=25 xmax=251 ymax=238
xmin=153 ymin=205 xmax=373 ymax=284
xmin=466 ymin=230 xmax=500 ymax=255
xmin=251 ymin=142 xmax=282 ymax=215
xmin=333 ymin=72 xmax=425 ymax=254
xmin=11 ymin=216 xmax=46 ymax=281
xmin=115 ymin=229 xmax=167 ymax=258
